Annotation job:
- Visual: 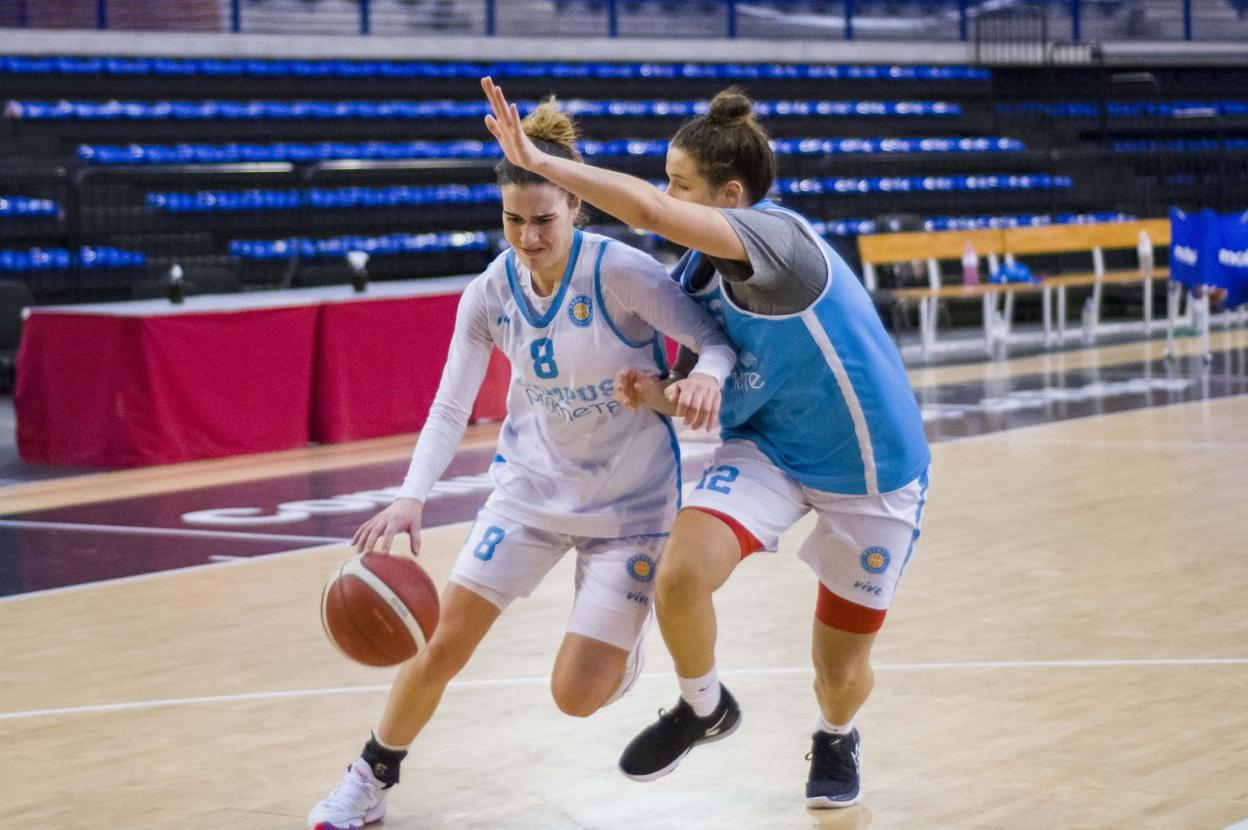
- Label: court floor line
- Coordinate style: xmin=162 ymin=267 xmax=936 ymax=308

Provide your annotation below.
xmin=940 ymin=390 xmax=1248 ymax=446
xmin=0 ymin=537 xmax=345 ymax=606
xmin=2 ymin=657 xmax=1246 ymax=722
xmin=999 ymin=437 xmax=1248 ymax=450
xmin=0 ymin=519 xmax=347 ymax=545
xmin=5 ymin=394 xmax=1246 ymax=605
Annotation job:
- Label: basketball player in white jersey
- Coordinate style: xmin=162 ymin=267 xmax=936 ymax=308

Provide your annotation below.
xmin=483 ymin=79 xmax=930 ymax=809
xmin=308 ymin=100 xmax=735 ymax=829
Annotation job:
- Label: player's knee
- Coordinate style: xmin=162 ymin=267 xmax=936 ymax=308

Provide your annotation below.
xmin=655 ymin=557 xmax=708 ymax=609
xmin=813 ymin=659 xmax=873 ymax=700
xmin=550 ymin=677 xmax=607 ymax=718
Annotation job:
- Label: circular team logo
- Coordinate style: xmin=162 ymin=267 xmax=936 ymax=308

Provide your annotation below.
xmin=626 ymin=554 xmax=656 ymax=583
xmin=860 ymin=546 xmax=890 ymax=574
xmin=567 ymin=294 xmax=593 ymax=327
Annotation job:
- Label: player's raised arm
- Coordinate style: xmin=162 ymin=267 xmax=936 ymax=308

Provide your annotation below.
xmin=482 ymin=76 xmax=748 ymax=263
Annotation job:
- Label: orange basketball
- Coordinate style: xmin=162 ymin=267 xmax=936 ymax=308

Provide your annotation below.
xmin=320 ymin=553 xmax=440 ymax=667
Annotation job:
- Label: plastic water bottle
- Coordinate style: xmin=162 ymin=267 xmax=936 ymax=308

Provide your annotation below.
xmin=1137 ymin=230 xmax=1153 ymax=273
xmin=961 ymin=240 xmax=979 ymax=286
xmin=1081 ymin=296 xmax=1096 ymax=344
xmin=168 ymin=263 xmax=184 ymax=305
xmin=347 ymin=250 xmax=369 ymax=293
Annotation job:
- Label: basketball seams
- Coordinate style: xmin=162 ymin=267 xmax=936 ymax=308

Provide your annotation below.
xmin=333 ymin=567 xmax=394 ymax=666
xmin=319 ymin=561 xmax=356 ymax=663
xmin=341 ymin=555 xmax=428 ymax=653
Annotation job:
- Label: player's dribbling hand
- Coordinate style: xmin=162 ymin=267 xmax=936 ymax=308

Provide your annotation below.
xmin=481 ymin=76 xmax=542 ymax=172
xmin=665 ymin=371 xmax=721 ymax=431
xmin=352 ymin=497 xmax=424 ymax=557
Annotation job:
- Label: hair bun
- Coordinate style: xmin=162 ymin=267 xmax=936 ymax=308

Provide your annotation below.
xmin=707 ymin=87 xmax=754 ymax=126
xmin=522 ymin=97 xmax=579 ymax=154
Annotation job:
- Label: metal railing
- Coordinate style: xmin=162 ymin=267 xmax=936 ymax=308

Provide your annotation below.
xmin=2 ymin=0 xmax=1246 ymax=41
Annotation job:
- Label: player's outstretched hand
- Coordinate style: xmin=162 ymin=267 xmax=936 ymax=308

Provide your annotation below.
xmin=665 ymin=371 xmax=721 ymax=431
xmin=352 ymin=497 xmax=424 ymax=557
xmin=615 ymin=367 xmax=674 ymax=414
xmin=481 ymin=76 xmax=543 ymax=172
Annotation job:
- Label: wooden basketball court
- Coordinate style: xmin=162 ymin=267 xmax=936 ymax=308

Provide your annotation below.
xmin=2 ymin=330 xmax=1247 ymax=829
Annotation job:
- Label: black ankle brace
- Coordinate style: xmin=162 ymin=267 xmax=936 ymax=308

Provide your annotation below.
xmin=361 ymin=736 xmax=407 ymax=788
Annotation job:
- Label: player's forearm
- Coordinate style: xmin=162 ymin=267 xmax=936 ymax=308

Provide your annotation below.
xmin=396 ymin=403 xmax=471 ymax=501
xmin=531 ymin=154 xmax=668 ymax=234
xmin=638 ymin=377 xmax=680 ymax=416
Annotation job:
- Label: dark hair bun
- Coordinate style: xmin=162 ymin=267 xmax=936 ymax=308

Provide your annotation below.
xmin=707 ymin=87 xmax=754 ymax=126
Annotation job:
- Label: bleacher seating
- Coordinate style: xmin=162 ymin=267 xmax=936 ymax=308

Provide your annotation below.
xmin=6 ymin=98 xmax=964 ymax=122
xmin=0 ymin=196 xmax=60 ymax=217
xmin=1 ymin=52 xmax=1245 ymax=306
xmin=0 ymin=56 xmax=992 ymax=82
xmin=74 ymin=134 xmax=1017 ymax=166
xmin=228 ymin=231 xmax=489 ymax=261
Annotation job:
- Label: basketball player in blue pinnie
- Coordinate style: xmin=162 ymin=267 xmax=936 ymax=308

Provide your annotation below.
xmin=485 ymin=78 xmax=931 ymax=808
xmin=307 ymin=100 xmax=735 ymax=829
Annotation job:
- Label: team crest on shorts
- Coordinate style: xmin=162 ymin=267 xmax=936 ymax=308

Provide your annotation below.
xmin=626 ymin=554 xmax=656 ymax=583
xmin=567 ymin=294 xmax=593 ymax=327
xmin=860 ymin=546 xmax=890 ymax=574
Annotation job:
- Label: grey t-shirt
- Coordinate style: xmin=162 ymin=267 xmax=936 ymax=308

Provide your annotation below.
xmin=706 ymin=207 xmax=829 ymax=315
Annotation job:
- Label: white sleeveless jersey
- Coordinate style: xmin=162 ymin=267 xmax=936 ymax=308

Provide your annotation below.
xmin=478 ymin=230 xmax=681 ymax=538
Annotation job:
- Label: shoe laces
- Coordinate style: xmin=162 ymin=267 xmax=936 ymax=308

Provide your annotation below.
xmin=321 ymin=766 xmax=383 ymax=812
xmin=807 ymin=733 xmax=858 ymax=783
xmin=655 ymin=698 xmax=696 ymax=724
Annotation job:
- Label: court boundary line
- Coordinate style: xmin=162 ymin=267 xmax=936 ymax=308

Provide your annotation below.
xmin=0 ymin=518 xmax=347 ymax=545
xmin=0 ymin=538 xmax=345 ymax=605
xmin=1 ymin=657 xmax=1245 ymax=722
xmin=2 ymin=392 xmax=1245 ymax=606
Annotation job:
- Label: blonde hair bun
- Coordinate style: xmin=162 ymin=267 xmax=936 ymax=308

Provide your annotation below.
xmin=522 ymin=97 xmax=579 ymax=155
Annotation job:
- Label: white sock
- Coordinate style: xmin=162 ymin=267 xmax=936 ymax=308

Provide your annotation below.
xmin=678 ymin=668 xmax=721 ymax=717
xmin=817 ymin=713 xmax=854 ymax=735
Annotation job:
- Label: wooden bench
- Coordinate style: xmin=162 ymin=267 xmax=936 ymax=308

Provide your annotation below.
xmin=858 ymin=220 xmax=1171 ymax=358
xmin=1001 ymin=219 xmax=1170 ymax=344
xmin=858 ymin=229 xmax=1020 ymax=359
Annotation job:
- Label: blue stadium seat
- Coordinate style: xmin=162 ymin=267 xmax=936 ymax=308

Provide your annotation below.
xmin=228 ymin=232 xmax=489 ymax=261
xmin=8 ymin=97 xmax=967 ymax=123
xmin=0 ymin=246 xmax=144 ymax=272
xmin=0 ymin=196 xmax=60 ymax=218
xmin=0 ymin=55 xmax=991 ymax=82
xmin=81 ymin=131 xmax=1022 ymax=166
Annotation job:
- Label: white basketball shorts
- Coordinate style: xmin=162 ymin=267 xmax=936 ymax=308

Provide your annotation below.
xmin=449 ymin=505 xmax=662 ymax=651
xmin=682 ymin=438 xmax=929 ymax=627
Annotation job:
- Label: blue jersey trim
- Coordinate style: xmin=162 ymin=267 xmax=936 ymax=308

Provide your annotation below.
xmin=492 ymin=453 xmax=505 ymax=464
xmin=592 ymin=240 xmax=654 ymax=350
xmin=504 ymin=229 xmax=583 ymax=329
xmin=900 ymin=467 xmax=930 ymax=575
xmin=658 ymin=414 xmax=683 ymax=510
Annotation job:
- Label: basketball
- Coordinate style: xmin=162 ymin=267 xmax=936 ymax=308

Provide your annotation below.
xmin=320 ymin=553 xmax=440 ymax=667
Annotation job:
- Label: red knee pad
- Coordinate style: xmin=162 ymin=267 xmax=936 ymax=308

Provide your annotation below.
xmin=816 ymin=584 xmax=887 ymax=634
xmin=685 ymin=507 xmax=764 ymax=560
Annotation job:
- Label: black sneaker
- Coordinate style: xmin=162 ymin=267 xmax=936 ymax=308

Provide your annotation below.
xmin=805 ymin=728 xmax=862 ymax=808
xmin=618 ymin=684 xmax=741 ymax=781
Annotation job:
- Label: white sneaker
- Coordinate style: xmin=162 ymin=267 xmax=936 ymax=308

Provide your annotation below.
xmin=307 ymin=758 xmax=389 ymax=828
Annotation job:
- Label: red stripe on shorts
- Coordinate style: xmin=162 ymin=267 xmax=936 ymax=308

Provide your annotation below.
xmin=816 ymin=584 xmax=887 ymax=634
xmin=685 ymin=507 xmax=764 ymax=559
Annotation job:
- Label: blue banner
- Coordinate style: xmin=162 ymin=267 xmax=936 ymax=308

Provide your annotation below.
xmin=1169 ymin=207 xmax=1248 ymax=308
xmin=1169 ymin=207 xmax=1206 ymax=289
xmin=1214 ymin=211 xmax=1248 ymax=309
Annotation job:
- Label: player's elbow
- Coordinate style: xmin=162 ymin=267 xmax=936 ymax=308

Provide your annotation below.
xmin=632 ymin=190 xmax=671 ymax=237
